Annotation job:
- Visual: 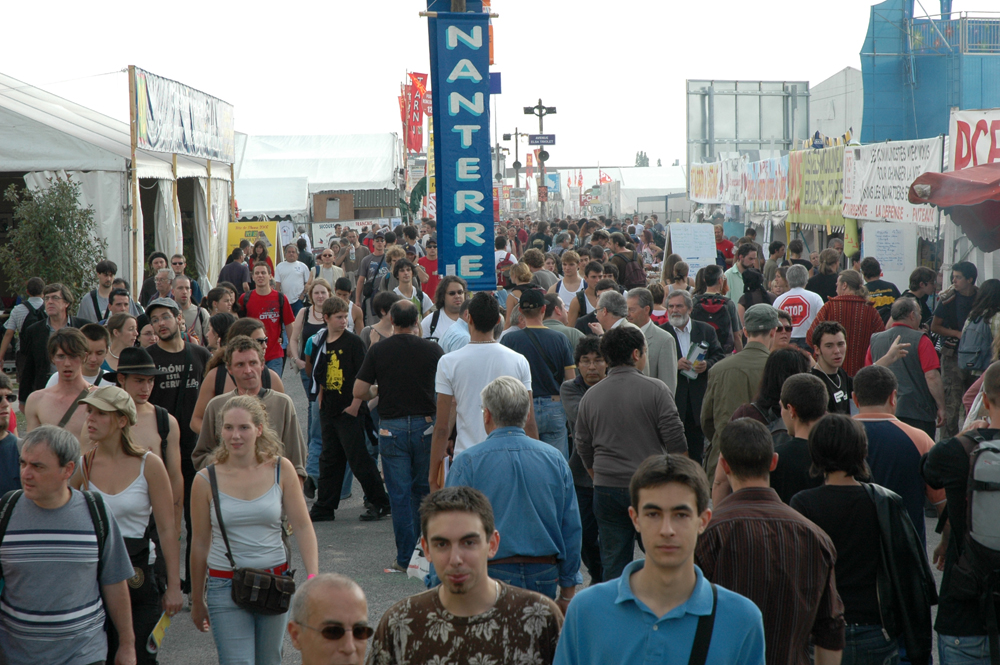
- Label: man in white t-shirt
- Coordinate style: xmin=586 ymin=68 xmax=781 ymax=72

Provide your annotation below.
xmin=421 ymin=276 xmax=468 ymax=344
xmin=429 ymin=292 xmax=537 ymax=491
xmin=772 ymin=264 xmax=825 ymax=351
xmin=275 ymin=243 xmax=311 ymax=315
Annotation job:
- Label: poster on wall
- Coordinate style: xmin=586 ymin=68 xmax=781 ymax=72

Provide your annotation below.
xmin=841 ymin=138 xmax=942 ymax=225
xmin=721 ymin=156 xmax=745 ymax=206
xmin=743 ymin=156 xmax=788 ymax=212
xmin=667 ymin=223 xmax=717 ymax=274
xmin=228 ymin=221 xmax=279 ymax=257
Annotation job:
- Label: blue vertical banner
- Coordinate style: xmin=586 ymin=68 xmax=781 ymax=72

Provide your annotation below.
xmin=428 ymin=10 xmax=496 ymax=291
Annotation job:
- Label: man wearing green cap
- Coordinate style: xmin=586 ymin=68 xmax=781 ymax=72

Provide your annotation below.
xmin=700 ymin=303 xmax=780 ymax=482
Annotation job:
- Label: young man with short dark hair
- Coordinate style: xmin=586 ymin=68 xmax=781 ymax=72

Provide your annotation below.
xmin=763 ymin=241 xmax=785 ymax=285
xmin=697 ymin=419 xmax=844 ymax=665
xmin=370 ymin=487 xmax=563 ymax=663
xmin=933 ymin=260 xmax=979 ymax=438
xmin=24 ymin=327 xmax=93 ymax=442
xmin=554 ymin=454 xmax=765 ymax=664
xmin=770 ymin=373 xmax=828 ymax=503
xmin=811 ymin=321 xmax=852 ymax=415
xmin=76 ymin=260 xmax=118 ymax=323
xmin=859 ymin=257 xmax=900 ymax=311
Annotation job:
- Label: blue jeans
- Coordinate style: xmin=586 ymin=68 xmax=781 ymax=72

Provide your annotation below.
xmin=206 ymin=577 xmax=287 ymax=665
xmin=306 ymin=400 xmax=322 ymax=481
xmin=265 ymin=358 xmax=283 ymax=377
xmin=842 ymin=625 xmax=899 ymax=665
xmin=938 ymin=634 xmax=990 ymax=664
xmin=593 ymin=486 xmax=637 ymax=581
xmin=379 ymin=415 xmax=434 ymax=567
xmin=488 ymin=562 xmax=559 ymax=599
xmin=534 ymin=397 xmax=569 ymax=459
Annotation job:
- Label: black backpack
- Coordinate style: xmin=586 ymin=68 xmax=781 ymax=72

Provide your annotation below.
xmin=692 ymin=294 xmax=734 ymax=353
xmin=614 ymin=252 xmax=647 ymax=290
xmin=20 ymin=300 xmax=46 ymax=333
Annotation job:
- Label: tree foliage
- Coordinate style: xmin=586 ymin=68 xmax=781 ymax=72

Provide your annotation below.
xmin=635 ymin=151 xmax=649 ymax=167
xmin=1 ymin=176 xmax=107 ymax=298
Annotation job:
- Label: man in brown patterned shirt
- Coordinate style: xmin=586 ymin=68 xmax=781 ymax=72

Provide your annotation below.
xmin=367 ymin=486 xmax=563 ymax=665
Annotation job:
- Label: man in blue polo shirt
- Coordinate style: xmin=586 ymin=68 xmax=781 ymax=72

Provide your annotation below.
xmin=554 ymin=454 xmax=764 ymax=665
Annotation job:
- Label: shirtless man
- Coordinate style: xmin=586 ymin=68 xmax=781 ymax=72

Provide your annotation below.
xmin=24 ymin=328 xmax=94 ymax=441
xmin=114 ymin=345 xmax=184 ymax=535
xmin=44 ymin=324 xmax=110 ymax=388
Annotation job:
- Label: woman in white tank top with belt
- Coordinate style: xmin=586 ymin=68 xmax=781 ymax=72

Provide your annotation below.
xmin=189 ymin=395 xmax=318 ymax=665
xmin=72 ymin=385 xmax=183 ymax=665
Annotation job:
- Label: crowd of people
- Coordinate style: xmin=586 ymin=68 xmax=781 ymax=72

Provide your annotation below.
xmin=0 ymin=212 xmax=998 ymax=665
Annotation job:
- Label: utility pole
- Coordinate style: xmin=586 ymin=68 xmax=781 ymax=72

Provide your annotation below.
xmin=524 ymin=98 xmax=556 ymax=221
xmin=503 ymin=128 xmax=524 ymax=188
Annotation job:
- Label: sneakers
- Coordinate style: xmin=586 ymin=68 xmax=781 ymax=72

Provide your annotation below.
xmin=359 ymin=505 xmax=391 ymax=522
xmin=309 ymin=508 xmax=336 ymax=522
xmin=390 ymin=561 xmax=408 ymax=573
xmin=303 ymin=476 xmax=316 ymax=500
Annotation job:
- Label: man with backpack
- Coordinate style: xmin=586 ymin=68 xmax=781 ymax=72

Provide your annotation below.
xmin=922 ymin=360 xmax=1000 ymax=664
xmin=495 ymin=235 xmax=516 ymax=288
xmin=0 ymin=426 xmax=136 ymax=665
xmin=0 ymin=276 xmax=44 ymax=385
xmin=76 ymin=259 xmax=118 ymax=323
xmin=240 ymin=262 xmax=296 ymax=375
xmin=608 ymin=233 xmax=646 ymax=290
xmin=692 ymin=265 xmax=742 ymax=354
xmin=355 ymin=230 xmax=389 ymax=325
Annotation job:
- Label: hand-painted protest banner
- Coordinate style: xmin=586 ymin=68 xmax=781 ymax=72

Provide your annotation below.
xmin=427 ymin=9 xmax=495 ymax=290
xmin=788 ymin=146 xmax=846 ymax=226
xmin=689 ymin=162 xmax=723 ymax=203
xmin=841 ymin=138 xmax=942 ymax=224
xmin=721 ymin=157 xmax=745 ymax=206
xmin=950 ymin=108 xmax=1000 ymax=172
xmin=743 ymin=156 xmax=788 ymax=212
xmin=133 ymin=67 xmax=235 ymax=162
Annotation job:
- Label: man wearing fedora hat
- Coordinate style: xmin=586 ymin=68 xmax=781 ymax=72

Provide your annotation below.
xmin=112 ymin=346 xmax=184 ymax=536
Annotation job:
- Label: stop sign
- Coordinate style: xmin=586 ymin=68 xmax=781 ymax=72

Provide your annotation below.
xmin=780 ymin=295 xmax=811 ymax=327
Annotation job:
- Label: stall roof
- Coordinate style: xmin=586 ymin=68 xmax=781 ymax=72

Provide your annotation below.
xmin=236 ymin=177 xmax=310 ymax=219
xmin=909 ymin=162 xmax=1000 ymax=252
xmin=0 ymin=71 xmax=228 ymax=180
xmin=234 ymin=133 xmax=400 ymax=193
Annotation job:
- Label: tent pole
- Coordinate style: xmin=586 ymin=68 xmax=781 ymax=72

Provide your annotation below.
xmin=934 ymin=134 xmax=945 ymax=271
xmin=172 ymin=154 xmax=181 ymax=256
xmin=230 ymin=163 xmax=236 ymax=221
xmin=128 ymin=65 xmax=140 ymax=301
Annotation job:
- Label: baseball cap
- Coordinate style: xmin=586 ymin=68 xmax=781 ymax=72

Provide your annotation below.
xmin=518 ymin=288 xmax=546 ymax=311
xmin=374 ymin=230 xmax=386 ymax=239
xmin=79 ymin=386 xmax=138 ymax=426
xmin=146 ymin=297 xmax=180 ymax=317
xmin=744 ymin=304 xmax=780 ymax=333
xmin=404 ymin=244 xmax=418 ymax=255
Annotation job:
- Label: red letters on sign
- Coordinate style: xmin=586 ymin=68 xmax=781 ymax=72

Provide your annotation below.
xmin=780 ymin=295 xmax=810 ymax=327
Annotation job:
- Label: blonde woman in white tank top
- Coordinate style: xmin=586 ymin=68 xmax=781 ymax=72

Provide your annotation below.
xmin=189 ymin=395 xmax=318 ymax=665
xmin=71 ymin=385 xmax=183 ymax=664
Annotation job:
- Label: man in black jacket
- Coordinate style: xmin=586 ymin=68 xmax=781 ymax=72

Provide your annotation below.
xmin=660 ymin=289 xmax=725 ymax=464
xmin=17 ymin=283 xmax=87 ymax=411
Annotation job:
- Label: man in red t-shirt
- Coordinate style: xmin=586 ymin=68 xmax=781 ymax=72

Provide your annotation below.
xmin=240 ymin=262 xmax=295 ymax=374
xmin=715 ymin=224 xmax=734 ymax=268
xmin=417 ymin=239 xmax=441 ymax=300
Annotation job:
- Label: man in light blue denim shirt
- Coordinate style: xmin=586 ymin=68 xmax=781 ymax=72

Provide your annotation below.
xmin=445 ymin=375 xmax=582 ymax=613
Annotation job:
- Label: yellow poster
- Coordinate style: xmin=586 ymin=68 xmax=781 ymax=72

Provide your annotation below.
xmin=788 ymin=146 xmax=847 ymax=227
xmin=844 ymin=218 xmax=860 ymax=256
xmin=228 ymin=221 xmax=279 ymax=257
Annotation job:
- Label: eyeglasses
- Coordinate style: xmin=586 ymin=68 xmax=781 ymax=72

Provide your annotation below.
xmin=0 ymin=393 xmax=12 ymax=404
xmin=171 ymin=261 xmax=185 ymax=266
xmin=446 ymin=290 xmax=465 ymax=296
xmin=43 ymin=295 xmax=65 ymax=302
xmin=254 ymin=336 xmax=269 ymax=346
xmin=295 ymin=622 xmax=374 ymax=641
xmin=778 ymin=325 xmax=794 ymax=333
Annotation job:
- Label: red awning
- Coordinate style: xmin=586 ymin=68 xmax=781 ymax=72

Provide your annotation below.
xmin=909 ymin=163 xmax=1000 ymax=252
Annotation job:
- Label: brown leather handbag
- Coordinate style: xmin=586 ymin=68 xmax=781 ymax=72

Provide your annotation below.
xmin=208 ymin=465 xmax=295 ymax=615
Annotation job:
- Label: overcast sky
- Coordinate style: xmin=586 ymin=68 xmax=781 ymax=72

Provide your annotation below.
xmin=5 ymin=0 xmax=977 ymax=167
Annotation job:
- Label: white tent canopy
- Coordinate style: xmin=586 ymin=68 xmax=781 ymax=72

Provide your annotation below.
xmin=233 ymin=133 xmax=402 ymax=220
xmin=0 ymin=72 xmax=231 ymax=291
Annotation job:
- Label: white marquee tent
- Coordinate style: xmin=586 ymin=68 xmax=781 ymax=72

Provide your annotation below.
xmin=0 ymin=72 xmax=232 ymax=291
xmin=233 ymin=133 xmax=402 ymax=221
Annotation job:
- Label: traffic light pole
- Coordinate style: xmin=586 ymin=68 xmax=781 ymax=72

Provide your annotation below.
xmin=524 ymin=98 xmax=555 ymax=221
xmin=503 ymin=127 xmax=524 ymax=188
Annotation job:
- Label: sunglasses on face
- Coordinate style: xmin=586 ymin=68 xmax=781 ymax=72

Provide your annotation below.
xmin=297 ymin=622 xmax=374 ymax=641
xmin=778 ymin=325 xmax=794 ymax=333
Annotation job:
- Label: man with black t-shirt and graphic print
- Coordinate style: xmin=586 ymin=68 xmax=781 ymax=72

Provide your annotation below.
xmin=810 ymin=321 xmax=852 ymax=415
xmin=770 ymin=373 xmax=827 ymax=504
xmin=145 ymin=297 xmax=211 ymax=594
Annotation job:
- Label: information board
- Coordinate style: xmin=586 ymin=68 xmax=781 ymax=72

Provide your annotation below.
xmin=667 ymin=223 xmax=717 ymax=275
xmin=861 ymin=222 xmax=917 ymax=295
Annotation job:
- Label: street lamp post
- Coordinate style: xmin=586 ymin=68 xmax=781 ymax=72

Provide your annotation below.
xmin=503 ymin=128 xmax=524 ymax=188
xmin=524 ymin=98 xmax=556 ymax=221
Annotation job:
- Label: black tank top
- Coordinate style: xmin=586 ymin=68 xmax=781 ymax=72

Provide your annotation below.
xmin=300 ymin=306 xmax=325 ymax=361
xmin=214 ymin=362 xmax=272 ymax=395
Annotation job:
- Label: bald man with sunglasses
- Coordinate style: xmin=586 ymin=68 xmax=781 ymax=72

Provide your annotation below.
xmin=288 ymin=573 xmax=372 ymax=665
